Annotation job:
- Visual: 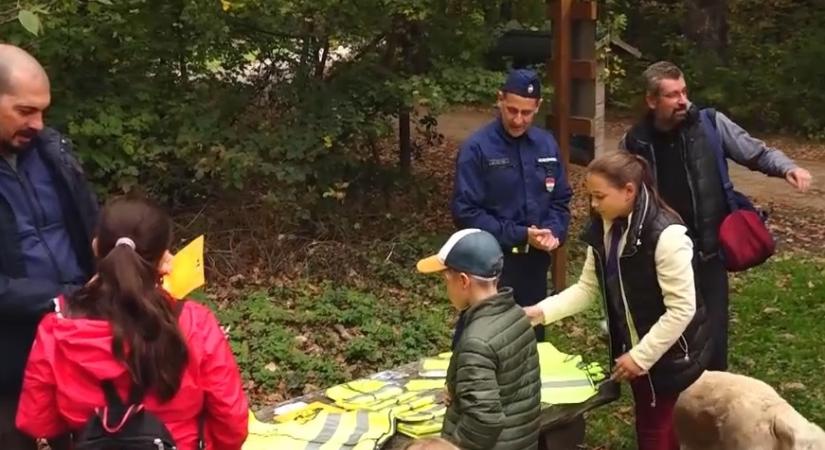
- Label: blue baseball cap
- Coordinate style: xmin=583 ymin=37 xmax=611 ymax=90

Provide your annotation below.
xmin=417 ymin=229 xmax=504 ymax=278
xmin=501 ymin=69 xmax=541 ymax=99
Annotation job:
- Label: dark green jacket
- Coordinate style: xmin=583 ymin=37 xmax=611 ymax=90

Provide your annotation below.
xmin=442 ymin=288 xmax=541 ymax=450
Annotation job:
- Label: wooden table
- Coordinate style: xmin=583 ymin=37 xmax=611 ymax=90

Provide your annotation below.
xmin=256 ymin=362 xmax=619 ymax=450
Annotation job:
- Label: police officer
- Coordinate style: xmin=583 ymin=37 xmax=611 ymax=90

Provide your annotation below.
xmin=451 ymin=69 xmax=572 ymax=342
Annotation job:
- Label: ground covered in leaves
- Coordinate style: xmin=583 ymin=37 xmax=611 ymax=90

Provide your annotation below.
xmin=175 ymin=111 xmax=825 ymax=448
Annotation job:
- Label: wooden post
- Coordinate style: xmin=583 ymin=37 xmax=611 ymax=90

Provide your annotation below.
xmin=547 ymin=0 xmax=600 ymax=291
xmin=549 ymin=0 xmax=572 ymax=292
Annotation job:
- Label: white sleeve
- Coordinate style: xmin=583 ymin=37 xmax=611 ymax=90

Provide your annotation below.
xmin=628 ymin=225 xmax=697 ymax=370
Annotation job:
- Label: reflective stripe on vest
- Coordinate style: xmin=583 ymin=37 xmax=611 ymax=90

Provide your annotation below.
xmin=326 ymin=380 xmax=407 ymax=409
xmin=536 ymin=342 xmax=607 ymax=405
xmin=245 ymin=410 xmax=394 ymax=450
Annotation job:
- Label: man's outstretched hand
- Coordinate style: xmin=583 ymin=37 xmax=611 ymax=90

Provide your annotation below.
xmin=786 ymin=167 xmax=812 ymax=192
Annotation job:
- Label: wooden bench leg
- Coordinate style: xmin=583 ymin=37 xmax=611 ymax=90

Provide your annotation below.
xmin=539 ymin=415 xmax=586 ymax=450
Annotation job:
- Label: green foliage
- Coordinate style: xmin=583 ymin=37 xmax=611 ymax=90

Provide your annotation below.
xmin=614 ymin=0 xmax=825 ymax=137
xmin=204 ymin=233 xmax=453 ymax=396
xmin=596 ymin=0 xmax=630 ymax=94
xmin=211 ymin=282 xmax=451 ymax=395
xmin=0 ymin=0 xmax=509 ymax=202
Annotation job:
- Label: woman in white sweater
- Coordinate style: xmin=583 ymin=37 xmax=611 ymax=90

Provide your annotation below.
xmin=524 ymin=151 xmax=711 ymax=450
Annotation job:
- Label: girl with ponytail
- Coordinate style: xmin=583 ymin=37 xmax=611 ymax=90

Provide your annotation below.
xmin=16 ymin=195 xmax=249 ymax=450
xmin=525 ymin=151 xmax=710 ymax=450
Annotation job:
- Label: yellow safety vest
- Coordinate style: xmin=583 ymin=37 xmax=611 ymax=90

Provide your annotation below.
xmin=417 ymin=352 xmax=451 ymax=378
xmin=536 ymin=342 xmax=606 ymax=405
xmin=245 ymin=410 xmax=395 ymax=450
xmin=397 ymin=419 xmax=444 ymax=440
xmin=253 ymin=342 xmax=606 ymax=447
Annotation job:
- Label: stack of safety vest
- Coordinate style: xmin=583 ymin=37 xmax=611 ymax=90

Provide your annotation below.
xmin=326 ymin=377 xmax=448 ymax=440
xmin=243 ymin=342 xmax=606 ymax=448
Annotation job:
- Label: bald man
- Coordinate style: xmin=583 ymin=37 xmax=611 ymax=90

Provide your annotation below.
xmin=0 ymin=44 xmax=98 ymax=449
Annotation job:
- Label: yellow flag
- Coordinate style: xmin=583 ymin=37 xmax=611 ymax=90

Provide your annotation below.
xmin=162 ymin=235 xmax=205 ymax=299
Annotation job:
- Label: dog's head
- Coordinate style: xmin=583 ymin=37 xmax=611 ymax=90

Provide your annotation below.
xmin=773 ymin=410 xmax=825 ymax=450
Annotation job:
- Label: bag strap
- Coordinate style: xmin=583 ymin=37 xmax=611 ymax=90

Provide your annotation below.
xmin=699 ymin=107 xmax=738 ymax=212
xmin=101 ymin=380 xmax=125 ymax=408
xmin=197 ymin=412 xmax=206 ymax=450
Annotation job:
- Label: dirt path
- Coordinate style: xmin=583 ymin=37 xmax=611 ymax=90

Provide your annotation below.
xmin=437 ymin=107 xmax=825 ymax=211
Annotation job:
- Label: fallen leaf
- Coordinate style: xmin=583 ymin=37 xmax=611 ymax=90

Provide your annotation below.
xmin=780 ymin=382 xmax=806 ymax=391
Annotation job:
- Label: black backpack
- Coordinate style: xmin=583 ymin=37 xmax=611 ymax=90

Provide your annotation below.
xmin=74 ymin=380 xmax=179 ymax=450
xmin=73 ymin=301 xmax=202 ymax=450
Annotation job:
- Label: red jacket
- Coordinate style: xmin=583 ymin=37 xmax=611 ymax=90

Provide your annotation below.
xmin=16 ymin=300 xmax=249 ymax=450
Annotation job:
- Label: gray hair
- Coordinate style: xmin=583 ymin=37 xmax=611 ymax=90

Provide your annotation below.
xmin=642 ymin=61 xmax=684 ymax=96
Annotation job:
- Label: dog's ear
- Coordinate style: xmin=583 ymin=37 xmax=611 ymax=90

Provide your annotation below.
xmin=772 ymin=412 xmax=801 ymax=449
xmin=772 ymin=411 xmax=825 ymax=450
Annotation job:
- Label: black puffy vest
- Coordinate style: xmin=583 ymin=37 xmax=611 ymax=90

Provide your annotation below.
xmin=623 ymin=106 xmax=728 ymax=260
xmin=582 ymin=186 xmax=711 ymax=394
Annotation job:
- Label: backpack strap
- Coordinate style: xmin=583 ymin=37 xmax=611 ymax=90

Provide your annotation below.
xmin=197 ymin=412 xmax=206 ymax=450
xmin=127 ymin=383 xmax=146 ymax=405
xmin=699 ymin=107 xmax=738 ymax=212
xmin=101 ymin=380 xmax=125 ymax=408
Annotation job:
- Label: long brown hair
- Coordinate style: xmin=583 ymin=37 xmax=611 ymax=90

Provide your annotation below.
xmin=70 ymin=195 xmax=188 ymax=402
xmin=586 ymin=151 xmax=682 ymax=222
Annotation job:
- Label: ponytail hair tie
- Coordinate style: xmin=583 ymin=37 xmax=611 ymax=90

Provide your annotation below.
xmin=115 ymin=237 xmax=136 ymax=250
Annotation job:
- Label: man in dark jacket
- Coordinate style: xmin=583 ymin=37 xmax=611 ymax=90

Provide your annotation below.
xmin=0 ymin=44 xmax=98 ymax=449
xmin=620 ymin=61 xmax=812 ymax=371
xmin=418 ymin=229 xmax=541 ymax=450
xmin=451 ymin=69 xmax=573 ymax=343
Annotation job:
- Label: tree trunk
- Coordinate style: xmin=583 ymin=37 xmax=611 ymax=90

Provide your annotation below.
xmin=500 ymin=0 xmax=513 ymax=22
xmin=684 ymin=0 xmax=729 ymax=57
xmin=398 ymin=108 xmax=412 ymax=174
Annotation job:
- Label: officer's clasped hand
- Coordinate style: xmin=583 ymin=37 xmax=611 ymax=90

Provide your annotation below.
xmin=528 ymin=226 xmax=559 ymax=252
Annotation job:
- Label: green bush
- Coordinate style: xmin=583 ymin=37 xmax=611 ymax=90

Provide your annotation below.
xmin=613 ymin=0 xmax=825 ymax=137
xmin=208 ymin=281 xmax=452 ymax=396
xmin=1 ymin=0 xmax=510 ymax=203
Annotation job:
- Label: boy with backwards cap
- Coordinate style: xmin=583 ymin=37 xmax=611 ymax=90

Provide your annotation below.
xmin=418 ymin=229 xmax=541 ymax=450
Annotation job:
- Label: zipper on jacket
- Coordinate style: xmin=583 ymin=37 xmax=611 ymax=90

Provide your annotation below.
xmin=678 ymin=335 xmax=690 ymax=362
xmin=646 ymin=374 xmax=657 ymax=408
xmin=614 ymin=187 xmax=658 ymax=407
xmin=616 ymin=188 xmax=650 ymax=348
xmin=0 ymin=157 xmax=65 ymax=281
xmin=678 ymin=134 xmax=703 ymax=249
xmin=592 ymin=251 xmax=615 ymax=371
xmin=22 ymin=169 xmax=49 ymax=228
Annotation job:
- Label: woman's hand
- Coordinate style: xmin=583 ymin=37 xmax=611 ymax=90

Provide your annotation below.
xmin=611 ymin=353 xmax=646 ymax=382
xmin=522 ymin=305 xmax=545 ymax=326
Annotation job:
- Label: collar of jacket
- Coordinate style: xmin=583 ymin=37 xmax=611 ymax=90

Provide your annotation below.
xmin=462 ymin=287 xmax=517 ymax=323
xmin=634 ymin=103 xmax=703 ymax=145
xmin=582 ymin=184 xmax=652 ymax=258
xmin=494 ymin=116 xmax=537 ymax=144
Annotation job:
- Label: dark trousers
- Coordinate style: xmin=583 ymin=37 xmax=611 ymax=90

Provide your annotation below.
xmin=697 ymin=256 xmax=729 ymax=371
xmin=0 ymin=394 xmax=36 ymax=450
xmin=630 ymin=378 xmax=679 ymax=450
xmin=500 ymin=250 xmax=552 ymax=342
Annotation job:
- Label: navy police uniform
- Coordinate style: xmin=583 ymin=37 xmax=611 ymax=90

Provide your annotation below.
xmin=450 ymin=69 xmax=572 ymax=342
